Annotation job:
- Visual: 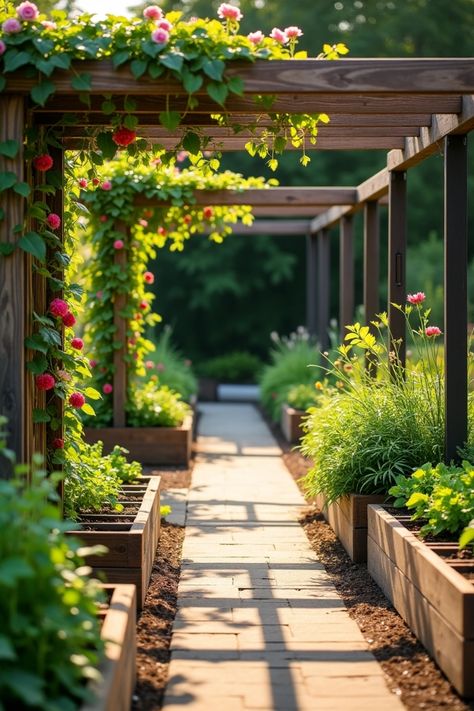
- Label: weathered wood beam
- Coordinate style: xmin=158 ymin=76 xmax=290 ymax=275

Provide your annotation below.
xmin=306 ymin=234 xmax=318 ymax=338
xmin=211 ymin=219 xmax=312 ymax=235
xmin=387 ymin=170 xmax=407 ymax=371
xmin=317 ymin=229 xmax=331 ymax=351
xmin=387 ymin=95 xmax=474 ymax=171
xmin=252 ymin=206 xmax=325 ymax=217
xmin=6 ymin=59 xmax=474 ymax=95
xmin=339 ymin=215 xmax=354 ymax=340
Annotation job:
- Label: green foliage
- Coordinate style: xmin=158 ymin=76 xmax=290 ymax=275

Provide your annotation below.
xmin=197 ymin=351 xmax=263 ymax=383
xmin=0 ymin=419 xmax=105 ymax=710
xmin=145 ymin=326 xmax=197 ymax=401
xmin=389 ymin=462 xmax=474 ymax=539
xmin=64 ymin=441 xmax=141 ymax=519
xmin=459 ymin=521 xmax=474 ymax=550
xmin=286 ymin=383 xmax=321 ymax=411
xmin=126 ymin=382 xmax=190 ymax=427
xmin=259 ymin=328 xmax=321 ymax=421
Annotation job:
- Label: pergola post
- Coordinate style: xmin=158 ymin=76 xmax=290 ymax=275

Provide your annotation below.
xmin=388 ymin=170 xmax=407 ymax=371
xmin=317 ymin=229 xmax=331 ymax=350
xmin=444 ymin=134 xmax=468 ymax=461
xmin=113 ymin=221 xmax=128 ymax=428
xmin=306 ymin=233 xmax=318 ymax=338
xmin=339 ymin=215 xmax=354 ymax=341
xmin=0 ymin=96 xmax=26 ymax=470
xmin=364 ymin=201 xmax=380 ymax=375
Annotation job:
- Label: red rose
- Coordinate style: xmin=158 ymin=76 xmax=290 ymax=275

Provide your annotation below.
xmin=203 ymin=206 xmax=214 ymax=219
xmin=46 ymin=213 xmax=61 ymax=230
xmin=69 ymin=392 xmax=85 ymax=408
xmin=112 ymin=127 xmax=137 ymax=147
xmin=36 ymin=373 xmax=56 ymax=391
xmin=52 ymin=437 xmax=64 ymax=449
xmin=92 ymin=178 xmax=100 ymax=186
xmin=139 ymin=300 xmax=148 ymax=310
xmin=70 ymin=337 xmax=84 ymax=351
xmin=62 ymin=312 xmax=76 ymax=328
xmin=103 ymin=383 xmax=113 ymax=394
xmin=33 ymin=154 xmax=54 ymax=171
xmin=78 ymin=178 xmax=88 ymax=188
xmin=49 ymin=298 xmax=69 ymax=317
xmin=144 ymin=271 xmax=154 ymax=284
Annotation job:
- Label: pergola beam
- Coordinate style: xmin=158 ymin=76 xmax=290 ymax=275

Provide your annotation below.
xmin=211 ymin=219 xmax=312 ymax=235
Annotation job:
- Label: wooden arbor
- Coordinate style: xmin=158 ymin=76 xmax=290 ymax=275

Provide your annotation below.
xmin=1 ymin=58 xmax=473 ymax=465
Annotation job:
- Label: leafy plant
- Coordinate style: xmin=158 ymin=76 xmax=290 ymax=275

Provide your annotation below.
xmin=259 ymin=327 xmax=321 ymax=420
xmin=126 ymin=381 xmax=190 ymax=427
xmin=145 ymin=327 xmax=197 ymax=401
xmin=459 ymin=520 xmax=474 ymax=549
xmin=197 ymin=351 xmax=263 ymax=383
xmin=0 ymin=417 xmax=106 ymax=710
xmin=286 ymin=383 xmax=322 ymax=411
xmin=389 ymin=461 xmax=474 ymax=539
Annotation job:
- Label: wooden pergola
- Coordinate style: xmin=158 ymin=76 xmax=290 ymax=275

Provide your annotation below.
xmin=1 ymin=58 xmax=473 ymax=465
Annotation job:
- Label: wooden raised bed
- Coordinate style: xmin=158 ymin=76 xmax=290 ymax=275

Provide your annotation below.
xmin=84 ymin=412 xmax=193 ymax=465
xmin=67 ymin=476 xmax=161 ymax=609
xmin=367 ymin=505 xmax=474 ymax=697
xmin=281 ymin=404 xmax=306 ymax=443
xmin=82 ymin=583 xmax=136 ymax=711
xmin=315 ymin=492 xmax=386 ymax=562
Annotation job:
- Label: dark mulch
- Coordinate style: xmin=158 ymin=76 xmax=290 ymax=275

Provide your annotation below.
xmin=132 ymin=522 xmax=185 ymax=711
xmin=259 ymin=406 xmax=474 ymax=711
xmin=143 ymin=464 xmax=193 ymax=491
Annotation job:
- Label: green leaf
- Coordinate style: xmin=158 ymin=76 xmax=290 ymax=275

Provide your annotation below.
xmin=30 ymin=80 xmax=56 ymax=107
xmin=206 ymin=81 xmax=228 ymax=106
xmin=24 ymin=334 xmax=48 ymax=354
xmin=112 ymin=50 xmax=130 ymax=68
xmin=182 ymin=71 xmax=203 ymax=94
xmin=39 ymin=326 xmax=61 ymax=346
xmin=124 ymin=97 xmax=137 ymax=112
xmin=0 ymin=243 xmax=15 ymax=256
xmin=13 ymin=182 xmax=31 ymax=197
xmin=0 ymin=77 xmax=5 ymax=92
xmin=123 ymin=114 xmax=138 ymax=130
xmin=96 ymin=132 xmax=117 ymax=161
xmin=0 ymin=635 xmax=16 ymax=661
xmin=130 ymin=59 xmax=148 ymax=79
xmin=49 ymin=54 xmax=71 ymax=70
xmin=81 ymin=403 xmax=96 ymax=417
xmin=202 ymin=58 xmax=225 ymax=81
xmin=148 ymin=64 xmax=164 ymax=79
xmin=0 ymin=172 xmax=17 ymax=192
xmin=0 ymin=669 xmax=44 ymax=706
xmin=0 ymin=557 xmax=34 ymax=584
xmin=227 ymin=75 xmax=244 ymax=96
xmin=26 ymin=354 xmax=48 ymax=375
xmin=101 ymin=99 xmax=116 ymax=115
xmin=71 ymin=73 xmax=92 ymax=91
xmin=159 ymin=110 xmax=181 ymax=131
xmin=160 ymin=53 xmax=184 ymax=73
xmin=182 ymin=131 xmax=201 ymax=155
xmin=33 ymin=408 xmax=51 ymax=424
xmin=3 ymin=50 xmax=32 ymax=73
xmin=18 ymin=232 xmax=46 ymax=262
xmin=84 ymin=387 xmax=101 ymax=400
xmin=0 ymin=140 xmax=20 ymax=159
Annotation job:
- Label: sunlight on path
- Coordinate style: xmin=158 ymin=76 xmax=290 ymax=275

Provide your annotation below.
xmin=162 ymin=403 xmax=405 ymax=711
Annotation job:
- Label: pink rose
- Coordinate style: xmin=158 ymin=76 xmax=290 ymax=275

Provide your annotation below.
xmin=70 ymin=337 xmax=84 ymax=351
xmin=103 ymin=383 xmax=113 ymax=394
xmin=270 ymin=27 xmax=287 ymax=44
xmin=145 ymin=360 xmax=154 ymax=370
xmin=113 ymin=240 xmax=124 ymax=250
xmin=41 ymin=20 xmax=56 ymax=30
xmin=35 ymin=373 xmax=56 ymax=391
xmin=151 ymin=27 xmax=169 ymax=44
xmin=17 ymin=2 xmax=39 ymax=20
xmin=62 ymin=312 xmax=76 ymax=328
xmin=2 ymin=18 xmax=22 ymax=34
xmin=101 ymin=180 xmax=112 ymax=191
xmin=143 ymin=5 xmax=163 ymax=20
xmin=69 ymin=392 xmax=86 ymax=408
xmin=425 ymin=326 xmax=442 ymax=337
xmin=284 ymin=26 xmax=303 ymax=38
xmin=139 ymin=300 xmax=148 ymax=310
xmin=176 ymin=150 xmax=188 ymax=163
xmin=407 ymin=292 xmax=426 ymax=305
xmin=144 ymin=271 xmax=154 ymax=284
xmin=89 ymin=359 xmax=97 ymax=368
xmin=46 ymin=213 xmax=61 ymax=230
xmin=217 ymin=3 xmax=242 ymax=21
xmin=33 ymin=154 xmax=53 ymax=171
xmin=139 ymin=219 xmax=148 ymax=227
xmin=78 ymin=178 xmax=88 ymax=188
xmin=49 ymin=298 xmax=69 ymax=318
xmin=0 ymin=40 xmax=6 ymax=55
xmin=158 ymin=19 xmax=172 ymax=31
xmin=248 ymin=31 xmax=264 ymax=45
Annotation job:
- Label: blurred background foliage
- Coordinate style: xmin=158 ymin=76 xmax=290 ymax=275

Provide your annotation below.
xmin=45 ymin=0 xmax=474 ymax=362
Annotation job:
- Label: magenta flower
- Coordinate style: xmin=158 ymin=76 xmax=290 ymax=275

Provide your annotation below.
xmin=36 ymin=373 xmax=56 ymax=391
xmin=270 ymin=27 xmax=288 ymax=44
xmin=70 ymin=337 xmax=84 ymax=351
xmin=144 ymin=271 xmax=154 ymax=284
xmin=218 ymin=3 xmax=242 ymax=21
xmin=151 ymin=27 xmax=169 ymax=44
xmin=145 ymin=360 xmax=154 ymax=370
xmin=0 ymin=40 xmax=6 ymax=55
xmin=143 ymin=5 xmax=163 ymax=20
xmin=49 ymin=298 xmax=69 ymax=318
xmin=248 ymin=31 xmax=264 ymax=45
xmin=2 ymin=18 xmax=22 ymax=34
xmin=62 ymin=312 xmax=76 ymax=328
xmin=103 ymin=383 xmax=113 ymax=394
xmin=101 ymin=180 xmax=112 ymax=191
xmin=158 ymin=18 xmax=172 ymax=31
xmin=69 ymin=392 xmax=86 ymax=408
xmin=17 ymin=2 xmax=39 ymax=20
xmin=425 ymin=326 xmax=442 ymax=337
xmin=113 ymin=239 xmax=124 ymax=250
xmin=407 ymin=292 xmax=426 ymax=305
xmin=89 ymin=359 xmax=97 ymax=369
xmin=78 ymin=178 xmax=88 ymax=188
xmin=46 ymin=213 xmax=61 ymax=230
xmin=284 ymin=26 xmax=303 ymax=38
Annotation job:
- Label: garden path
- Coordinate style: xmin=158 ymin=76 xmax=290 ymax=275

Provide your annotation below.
xmin=162 ymin=403 xmax=405 ymax=711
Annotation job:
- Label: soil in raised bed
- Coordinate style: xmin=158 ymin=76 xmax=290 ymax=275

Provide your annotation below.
xmin=143 ymin=463 xmax=193 ymax=491
xmin=260 ymin=406 xmax=474 ymax=711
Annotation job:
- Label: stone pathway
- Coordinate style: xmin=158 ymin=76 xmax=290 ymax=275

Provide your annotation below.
xmin=162 ymin=403 xmax=405 ymax=711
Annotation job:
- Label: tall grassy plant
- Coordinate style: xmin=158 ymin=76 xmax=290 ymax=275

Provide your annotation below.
xmin=147 ymin=327 xmax=197 ymax=401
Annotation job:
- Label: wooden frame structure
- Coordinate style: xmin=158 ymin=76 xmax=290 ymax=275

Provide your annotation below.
xmin=1 ymin=58 xmax=473 ymax=465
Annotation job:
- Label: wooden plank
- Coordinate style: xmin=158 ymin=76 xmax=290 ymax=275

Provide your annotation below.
xmin=388 ymin=95 xmax=474 ymax=171
xmin=252 ymin=206 xmax=325 ymax=217
xmin=310 ymin=205 xmax=353 ymax=234
xmin=280 ymin=404 xmax=306 ymax=444
xmin=211 ymin=219 xmax=311 ymax=235
xmin=317 ymin=229 xmax=331 ymax=350
xmin=339 ymin=215 xmax=354 ymax=339
xmin=0 ymin=96 xmax=26 ymax=469
xmin=112 ymin=221 xmax=128 ymax=428
xmin=388 ymin=170 xmax=407 ymax=371
xmin=363 ymin=201 xmax=380 ymax=324
xmin=357 ymin=168 xmax=389 ymax=203
xmin=6 ymin=59 xmax=474 ymax=95
xmin=306 ymin=234 xmax=318 ymax=338
xmin=134 ymin=187 xmax=358 ymax=208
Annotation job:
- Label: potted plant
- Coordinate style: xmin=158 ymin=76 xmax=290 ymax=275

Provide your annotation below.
xmin=368 ymin=461 xmax=474 ymax=697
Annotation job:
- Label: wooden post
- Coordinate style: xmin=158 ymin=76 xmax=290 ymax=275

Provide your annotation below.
xmin=306 ymin=233 xmax=318 ymax=338
xmin=339 ymin=215 xmax=354 ymax=342
xmin=317 ymin=229 xmax=331 ymax=351
xmin=444 ymin=135 xmax=468 ymax=462
xmin=364 ymin=201 xmax=380 ymax=375
xmin=388 ymin=171 xmax=407 ymax=372
xmin=113 ymin=221 xmax=128 ymax=428
xmin=0 ymin=96 xmax=26 ymax=471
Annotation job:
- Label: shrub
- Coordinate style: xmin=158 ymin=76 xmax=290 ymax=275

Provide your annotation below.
xmin=126 ymin=382 xmax=190 ymax=427
xmin=286 ymin=383 xmax=322 ymax=411
xmin=0 ymin=418 xmax=105 ymax=709
xmin=146 ymin=327 xmax=197 ymax=401
xmin=197 ymin=351 xmax=263 ymax=383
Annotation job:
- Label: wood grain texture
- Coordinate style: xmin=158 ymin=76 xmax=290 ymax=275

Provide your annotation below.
xmin=206 ymin=219 xmax=311 ymax=235
xmin=0 ymin=96 xmax=26 ymax=469
xmin=280 ymin=404 xmax=306 ymax=444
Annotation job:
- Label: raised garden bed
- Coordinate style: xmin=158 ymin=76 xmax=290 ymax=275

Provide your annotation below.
xmin=84 ymin=413 xmax=193 ymax=465
xmin=280 ymin=403 xmax=305 ymax=443
xmin=67 ymin=476 xmax=161 ymax=609
xmin=315 ymin=492 xmax=386 ymax=562
xmin=367 ymin=505 xmax=474 ymax=698
xmin=83 ymin=583 xmax=136 ymax=711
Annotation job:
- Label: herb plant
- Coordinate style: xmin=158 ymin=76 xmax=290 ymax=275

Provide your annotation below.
xmin=126 ymin=381 xmax=190 ymax=428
